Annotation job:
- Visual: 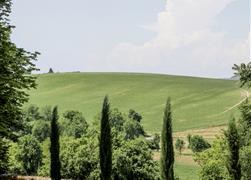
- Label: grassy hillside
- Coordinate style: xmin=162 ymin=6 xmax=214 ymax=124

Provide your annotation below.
xmin=27 ymin=72 xmax=243 ymax=132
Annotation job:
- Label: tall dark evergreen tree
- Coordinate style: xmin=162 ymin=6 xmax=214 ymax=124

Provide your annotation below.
xmin=160 ymin=98 xmax=174 ymax=180
xmin=224 ymin=118 xmax=241 ymax=180
xmin=50 ymin=106 xmax=61 ymax=180
xmin=99 ymin=96 xmax=112 ymax=180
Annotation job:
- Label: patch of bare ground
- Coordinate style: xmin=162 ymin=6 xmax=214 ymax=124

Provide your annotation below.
xmin=173 ymin=125 xmax=226 ymax=140
xmin=0 ymin=176 xmax=52 ymax=180
xmin=153 ymin=151 xmax=198 ymax=166
xmin=153 ymin=125 xmax=227 ymax=166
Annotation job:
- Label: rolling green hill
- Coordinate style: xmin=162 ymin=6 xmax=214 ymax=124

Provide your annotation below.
xmin=27 ymin=72 xmax=243 ymax=132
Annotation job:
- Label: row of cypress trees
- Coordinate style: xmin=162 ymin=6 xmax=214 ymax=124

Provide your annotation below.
xmin=48 ymin=96 xmax=242 ymax=180
xmin=99 ymin=96 xmax=175 ymax=180
xmin=49 ymin=96 xmax=175 ymax=180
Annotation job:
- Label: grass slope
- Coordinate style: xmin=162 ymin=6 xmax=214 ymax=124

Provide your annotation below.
xmin=27 ymin=72 xmax=242 ymax=132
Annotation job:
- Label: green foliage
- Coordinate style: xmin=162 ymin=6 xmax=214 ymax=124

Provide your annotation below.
xmin=0 ymin=138 xmax=9 ymax=174
xmin=37 ymin=139 xmax=50 ymax=177
xmin=40 ymin=106 xmax=52 ymax=121
xmin=38 ymin=137 xmax=98 ymax=179
xmin=147 ymin=133 xmax=160 ymax=151
xmin=124 ymin=118 xmax=145 ymax=140
xmin=113 ymin=138 xmax=159 ymax=180
xmin=240 ymin=145 xmax=251 ymax=180
xmin=161 ymin=98 xmax=174 ymax=180
xmin=25 ymin=105 xmax=41 ymax=121
xmin=187 ymin=134 xmax=192 ymax=148
xmin=59 ymin=136 xmax=99 ymax=179
xmin=8 ymin=141 xmax=24 ymax=174
xmin=32 ymin=120 xmax=50 ymax=142
xmin=110 ymin=108 xmax=126 ymax=132
xmin=109 ymin=108 xmax=145 ymax=140
xmin=50 ymin=106 xmax=61 ymax=180
xmin=8 ymin=135 xmax=42 ymax=175
xmin=128 ymin=109 xmax=142 ymax=123
xmin=233 ymin=62 xmax=251 ymax=87
xmin=100 ymin=96 xmax=112 ymax=180
xmin=194 ymin=137 xmax=229 ymax=179
xmin=175 ymin=138 xmax=185 ymax=155
xmin=0 ymin=0 xmax=39 ymax=141
xmin=224 ymin=118 xmax=241 ymax=180
xmin=61 ymin=110 xmax=88 ymax=138
xmin=238 ymin=99 xmax=251 ymax=146
xmin=189 ymin=135 xmax=211 ymax=153
xmin=20 ymin=105 xmax=43 ymax=136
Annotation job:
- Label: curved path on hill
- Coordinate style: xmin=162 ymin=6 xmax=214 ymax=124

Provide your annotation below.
xmin=220 ymin=89 xmax=250 ymax=115
xmin=172 ymin=89 xmax=250 ymax=139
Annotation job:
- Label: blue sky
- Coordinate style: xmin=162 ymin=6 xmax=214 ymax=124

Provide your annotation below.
xmin=11 ymin=0 xmax=250 ymax=78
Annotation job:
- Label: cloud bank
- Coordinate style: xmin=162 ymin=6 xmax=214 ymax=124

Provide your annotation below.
xmin=86 ymin=0 xmax=249 ymax=78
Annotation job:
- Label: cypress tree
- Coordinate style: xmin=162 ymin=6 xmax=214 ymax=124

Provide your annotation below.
xmin=224 ymin=118 xmax=241 ymax=180
xmin=50 ymin=106 xmax=61 ymax=180
xmin=99 ymin=96 xmax=112 ymax=180
xmin=160 ymin=98 xmax=174 ymax=180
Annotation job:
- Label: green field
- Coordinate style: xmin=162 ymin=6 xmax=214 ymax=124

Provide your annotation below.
xmin=27 ymin=72 xmax=242 ymax=132
xmin=175 ymin=163 xmax=199 ymax=180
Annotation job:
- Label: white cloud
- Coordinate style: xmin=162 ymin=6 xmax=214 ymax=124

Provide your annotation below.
xmin=87 ymin=0 xmax=249 ymax=78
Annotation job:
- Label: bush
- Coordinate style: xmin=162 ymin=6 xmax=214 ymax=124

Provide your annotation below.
xmin=128 ymin=109 xmax=142 ymax=123
xmin=9 ymin=135 xmax=42 ymax=175
xmin=194 ymin=137 xmax=229 ymax=179
xmin=189 ymin=135 xmax=211 ymax=153
xmin=240 ymin=145 xmax=251 ymax=180
xmin=32 ymin=120 xmax=50 ymax=142
xmin=38 ymin=136 xmax=99 ymax=179
xmin=147 ymin=134 xmax=160 ymax=151
xmin=113 ymin=138 xmax=159 ymax=179
xmin=61 ymin=110 xmax=88 ymax=138
xmin=124 ymin=119 xmax=145 ymax=140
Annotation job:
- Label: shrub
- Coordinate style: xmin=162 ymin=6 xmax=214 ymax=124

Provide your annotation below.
xmin=32 ymin=120 xmax=50 ymax=142
xmin=189 ymin=135 xmax=211 ymax=153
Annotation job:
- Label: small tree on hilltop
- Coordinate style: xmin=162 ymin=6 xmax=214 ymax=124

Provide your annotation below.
xmin=175 ymin=138 xmax=185 ymax=155
xmin=160 ymin=98 xmax=174 ymax=180
xmin=50 ymin=106 xmax=61 ymax=180
xmin=48 ymin=68 xmax=54 ymax=73
xmin=99 ymin=96 xmax=112 ymax=180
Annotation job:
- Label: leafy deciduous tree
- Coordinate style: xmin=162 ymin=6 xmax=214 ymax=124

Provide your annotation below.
xmin=0 ymin=0 xmax=39 ymax=140
xmin=175 ymin=138 xmax=185 ymax=155
xmin=113 ymin=138 xmax=159 ymax=180
xmin=61 ymin=110 xmax=88 ymax=138
xmin=32 ymin=120 xmax=50 ymax=142
xmin=16 ymin=135 xmax=42 ymax=175
xmin=128 ymin=109 xmax=142 ymax=123
xmin=233 ymin=62 xmax=251 ymax=87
